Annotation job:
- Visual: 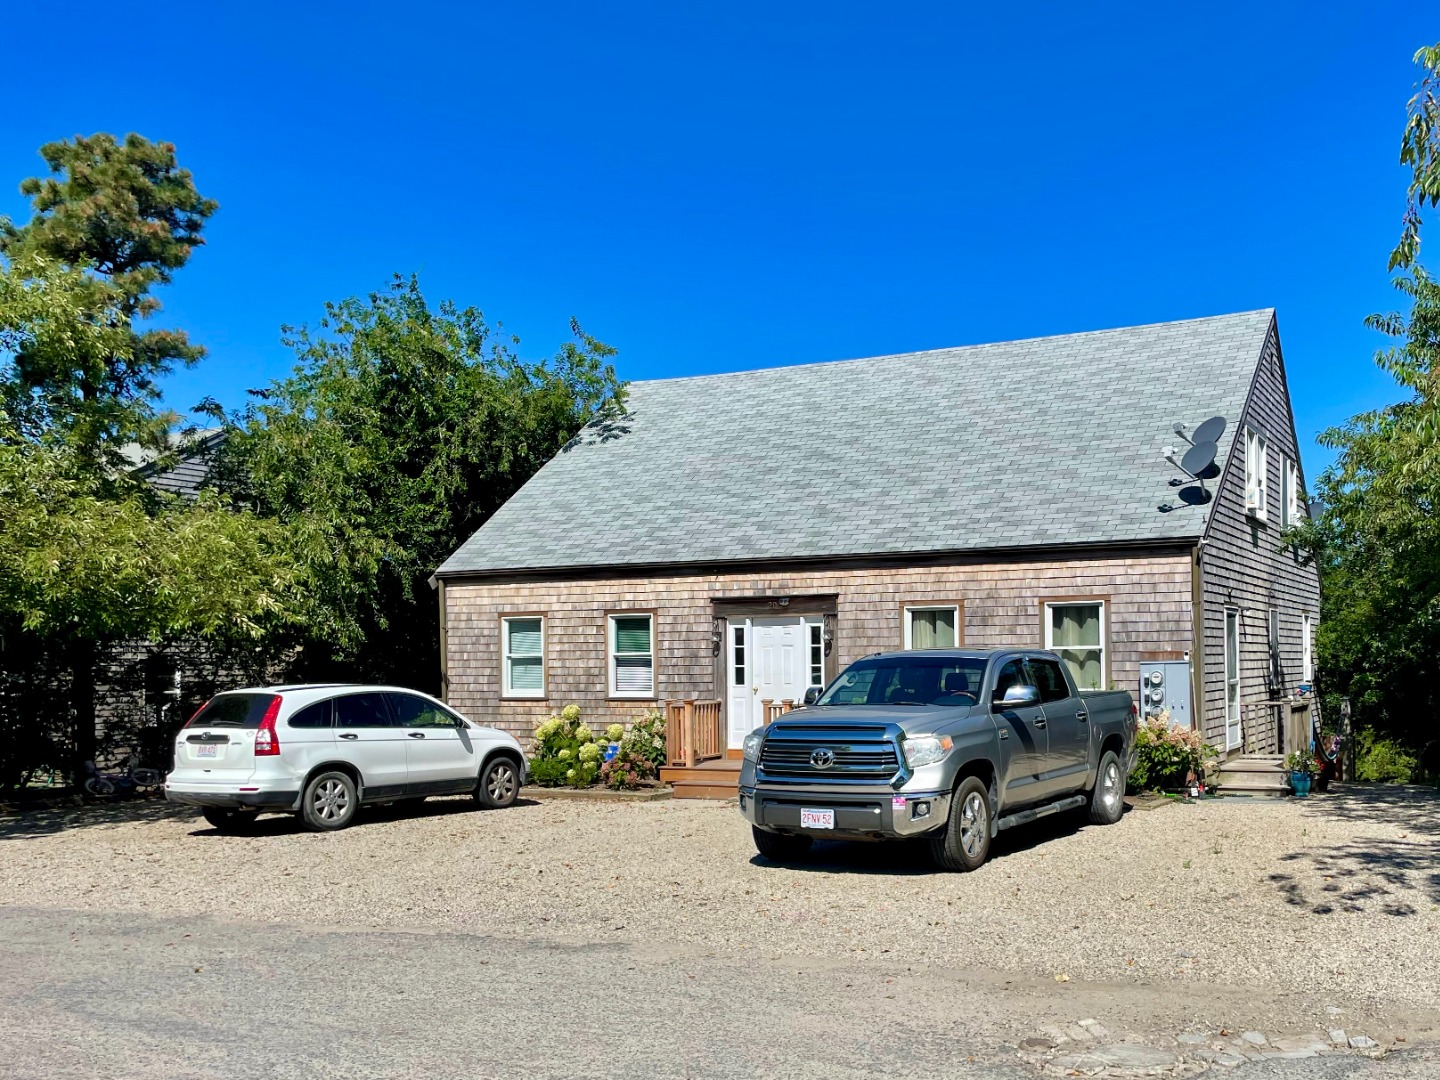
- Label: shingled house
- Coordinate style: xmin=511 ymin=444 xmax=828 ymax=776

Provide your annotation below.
xmin=435 ymin=311 xmax=1320 ymax=796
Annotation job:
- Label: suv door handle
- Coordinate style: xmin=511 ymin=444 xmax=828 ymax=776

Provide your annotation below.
xmin=1076 ymin=711 xmax=1088 ymax=722
xmin=1033 ymin=718 xmax=1047 ymax=728
xmin=338 ymin=733 xmax=358 ymax=740
xmin=407 ymin=731 xmax=426 ymax=739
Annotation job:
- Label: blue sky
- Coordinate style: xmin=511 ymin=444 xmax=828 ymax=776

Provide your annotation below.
xmin=3 ymin=3 xmax=1435 ymax=475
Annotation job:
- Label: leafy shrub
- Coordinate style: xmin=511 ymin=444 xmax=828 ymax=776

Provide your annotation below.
xmin=1128 ymin=713 xmax=1216 ymax=792
xmin=601 ymin=747 xmax=655 ymax=790
xmin=621 ymin=708 xmax=667 ymax=772
xmin=1354 ymin=729 xmax=1418 ymax=783
xmin=530 ymin=705 xmax=602 ymax=787
xmin=605 ymin=723 xmax=624 ymax=743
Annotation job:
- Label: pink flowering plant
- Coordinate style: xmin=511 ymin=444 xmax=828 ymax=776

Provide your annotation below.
xmin=1128 ymin=712 xmax=1216 ymax=791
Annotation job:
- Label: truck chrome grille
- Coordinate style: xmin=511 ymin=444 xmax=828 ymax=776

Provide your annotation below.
xmin=759 ymin=737 xmax=899 ymax=779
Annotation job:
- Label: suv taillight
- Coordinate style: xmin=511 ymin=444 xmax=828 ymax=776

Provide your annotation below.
xmin=254 ymin=697 xmax=283 ymax=756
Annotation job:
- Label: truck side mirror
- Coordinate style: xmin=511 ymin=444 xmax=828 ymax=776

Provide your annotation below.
xmin=994 ymin=684 xmax=1040 ymax=709
xmin=802 ymin=686 xmax=822 ymax=705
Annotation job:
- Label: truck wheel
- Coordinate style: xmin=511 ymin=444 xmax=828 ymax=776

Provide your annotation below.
xmin=752 ymin=826 xmax=813 ymax=863
xmin=929 ymin=776 xmax=991 ymax=872
xmin=1087 ymin=749 xmax=1126 ymax=825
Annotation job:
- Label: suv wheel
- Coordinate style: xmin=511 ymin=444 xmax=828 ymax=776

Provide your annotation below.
xmin=1087 ymin=749 xmax=1126 ymax=825
xmin=929 ymin=776 xmax=991 ymax=872
xmin=300 ymin=771 xmax=358 ymax=831
xmin=751 ymin=826 xmax=813 ymax=863
xmin=477 ymin=757 xmax=520 ymax=809
xmin=202 ymin=807 xmax=259 ymax=834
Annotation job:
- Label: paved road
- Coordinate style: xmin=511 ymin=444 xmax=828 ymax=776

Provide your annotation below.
xmin=1 ymin=907 xmax=1432 ymax=1080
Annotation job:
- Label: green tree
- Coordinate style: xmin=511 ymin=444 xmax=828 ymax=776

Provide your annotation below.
xmin=0 ymin=132 xmax=216 ymax=459
xmin=208 ymin=276 xmax=625 ymax=690
xmin=1393 ymin=44 xmax=1440 ymax=271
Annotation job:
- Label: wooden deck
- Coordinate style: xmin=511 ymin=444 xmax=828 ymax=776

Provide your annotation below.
xmin=659 ymin=758 xmax=741 ymax=800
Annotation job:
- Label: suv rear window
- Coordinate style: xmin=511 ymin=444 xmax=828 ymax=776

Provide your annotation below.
xmin=186 ymin=693 xmax=279 ymax=728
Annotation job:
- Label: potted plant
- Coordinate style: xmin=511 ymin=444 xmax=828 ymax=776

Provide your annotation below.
xmin=1285 ymin=750 xmax=1313 ymax=797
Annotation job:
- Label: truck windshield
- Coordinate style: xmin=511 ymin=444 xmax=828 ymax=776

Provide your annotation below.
xmin=815 ymin=656 xmax=987 ymax=707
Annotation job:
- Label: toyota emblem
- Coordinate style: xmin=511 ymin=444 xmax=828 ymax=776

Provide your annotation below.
xmin=810 ymin=747 xmax=835 ymax=769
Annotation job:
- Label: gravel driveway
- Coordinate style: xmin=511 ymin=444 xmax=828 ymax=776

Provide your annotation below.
xmin=3 ymin=785 xmax=1438 ymax=1018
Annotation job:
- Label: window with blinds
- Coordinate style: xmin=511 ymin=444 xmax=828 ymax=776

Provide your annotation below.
xmin=609 ymin=614 xmax=655 ymax=697
xmin=502 ymin=616 xmax=545 ymax=697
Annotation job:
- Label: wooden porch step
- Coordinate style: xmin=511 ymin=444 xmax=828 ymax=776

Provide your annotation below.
xmin=660 ymin=760 xmax=740 ymax=801
xmin=1216 ymin=755 xmax=1291 ymax=797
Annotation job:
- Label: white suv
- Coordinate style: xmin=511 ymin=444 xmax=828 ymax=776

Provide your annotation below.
xmin=165 ymin=684 xmax=528 ymax=832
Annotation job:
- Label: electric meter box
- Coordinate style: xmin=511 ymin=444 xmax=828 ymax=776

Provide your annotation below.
xmin=1138 ymin=660 xmax=1193 ymax=729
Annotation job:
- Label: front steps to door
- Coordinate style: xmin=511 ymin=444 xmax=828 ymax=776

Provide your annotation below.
xmin=1215 ymin=754 xmax=1290 ymax=797
xmin=659 ymin=759 xmax=741 ymax=800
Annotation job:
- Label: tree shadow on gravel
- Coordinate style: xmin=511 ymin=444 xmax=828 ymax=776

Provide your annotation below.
xmin=1267 ymin=784 xmax=1440 ymax=916
xmin=751 ymin=806 xmax=1126 ymax=876
xmin=0 ymin=798 xmax=191 ymax=841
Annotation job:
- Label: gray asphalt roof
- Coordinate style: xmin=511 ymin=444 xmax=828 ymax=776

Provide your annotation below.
xmin=437 ymin=310 xmax=1275 ymax=576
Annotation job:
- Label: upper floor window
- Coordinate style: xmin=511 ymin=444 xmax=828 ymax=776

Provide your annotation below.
xmin=1245 ymin=428 xmax=1269 ymax=519
xmin=1281 ymin=457 xmax=1300 ymax=528
xmin=1044 ymin=601 xmax=1106 ymax=690
xmin=609 ymin=613 xmax=655 ymax=698
xmin=904 ymin=604 xmax=959 ymax=649
xmin=502 ymin=616 xmax=545 ymax=698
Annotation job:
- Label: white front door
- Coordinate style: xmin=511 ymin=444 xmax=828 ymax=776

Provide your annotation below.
xmin=726 ymin=616 xmax=822 ymax=748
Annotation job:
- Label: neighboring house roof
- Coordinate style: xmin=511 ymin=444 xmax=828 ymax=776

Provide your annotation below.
xmin=125 ymin=428 xmax=226 ymax=498
xmin=438 ymin=310 xmax=1277 ymax=577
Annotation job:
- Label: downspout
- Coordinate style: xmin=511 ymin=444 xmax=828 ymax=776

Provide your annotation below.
xmin=429 ymin=574 xmax=449 ymax=704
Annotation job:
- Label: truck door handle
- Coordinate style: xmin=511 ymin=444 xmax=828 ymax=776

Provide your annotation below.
xmin=338 ymin=733 xmax=358 ymax=740
xmin=1033 ymin=718 xmax=1047 ymax=728
xmin=1076 ymin=711 xmax=1088 ymax=722
xmin=407 ymin=732 xmax=426 ymax=739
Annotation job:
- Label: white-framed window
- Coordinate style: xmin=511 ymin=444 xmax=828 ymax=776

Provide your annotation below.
xmin=808 ymin=622 xmax=824 ymax=686
xmin=904 ymin=605 xmax=960 ymax=649
xmin=608 ymin=613 xmax=655 ymax=697
xmin=1245 ymin=427 xmax=1269 ymax=519
xmin=501 ymin=616 xmax=545 ymax=698
xmin=1281 ymin=456 xmax=1300 ymax=528
xmin=732 ymin=624 xmax=746 ymax=687
xmin=1302 ymin=613 xmax=1314 ymax=684
xmin=1225 ymin=607 xmax=1241 ymax=749
xmin=1044 ymin=601 xmax=1106 ymax=690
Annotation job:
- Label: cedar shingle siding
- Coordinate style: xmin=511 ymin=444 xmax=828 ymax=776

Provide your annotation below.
xmin=444 ymin=550 xmax=1194 ymax=739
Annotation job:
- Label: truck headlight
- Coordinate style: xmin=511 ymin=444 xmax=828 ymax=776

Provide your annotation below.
xmin=742 ymin=731 xmax=764 ymax=763
xmin=902 ymin=735 xmax=953 ymax=769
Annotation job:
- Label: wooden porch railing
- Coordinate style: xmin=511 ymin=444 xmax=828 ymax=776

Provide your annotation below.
xmin=664 ymin=699 xmax=724 ymax=767
xmin=762 ymin=699 xmax=797 ymax=724
xmin=1243 ymin=697 xmax=1316 ymax=757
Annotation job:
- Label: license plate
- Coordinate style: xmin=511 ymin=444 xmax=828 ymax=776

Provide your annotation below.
xmin=800 ymin=807 xmax=834 ymax=830
xmin=195 ymin=744 xmax=218 ymax=758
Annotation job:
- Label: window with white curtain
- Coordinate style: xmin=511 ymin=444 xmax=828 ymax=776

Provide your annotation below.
xmin=1044 ymin=602 xmax=1105 ymax=690
xmin=1246 ymin=428 xmax=1269 ymax=519
xmin=904 ymin=605 xmax=959 ymax=649
xmin=502 ymin=616 xmax=545 ymax=698
xmin=609 ymin=614 xmax=655 ymax=697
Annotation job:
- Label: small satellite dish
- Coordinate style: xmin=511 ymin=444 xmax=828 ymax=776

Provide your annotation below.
xmin=1180 ymin=440 xmax=1219 ymax=480
xmin=1192 ymin=416 xmax=1226 ymax=445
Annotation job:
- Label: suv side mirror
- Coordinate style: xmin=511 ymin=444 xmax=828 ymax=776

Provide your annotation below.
xmin=802 ymin=686 xmax=822 ymax=705
xmin=993 ymin=684 xmax=1040 ymax=710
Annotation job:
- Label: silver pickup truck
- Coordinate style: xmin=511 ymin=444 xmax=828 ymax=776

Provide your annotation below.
xmin=738 ymin=648 xmax=1138 ymax=871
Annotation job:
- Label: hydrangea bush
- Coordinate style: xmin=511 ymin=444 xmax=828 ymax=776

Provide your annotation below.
xmin=529 ymin=706 xmax=669 ymax=789
xmin=1128 ymin=711 xmax=1216 ymax=791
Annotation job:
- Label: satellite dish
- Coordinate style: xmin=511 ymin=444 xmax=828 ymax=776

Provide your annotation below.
xmin=1192 ymin=416 xmax=1226 ymax=445
xmin=1180 ymin=440 xmax=1219 ymax=480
